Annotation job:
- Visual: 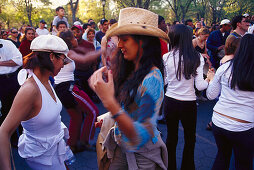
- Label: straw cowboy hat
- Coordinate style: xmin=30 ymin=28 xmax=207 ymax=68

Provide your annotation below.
xmin=105 ymin=7 xmax=169 ymax=42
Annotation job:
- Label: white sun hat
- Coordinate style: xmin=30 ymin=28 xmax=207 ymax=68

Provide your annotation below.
xmin=30 ymin=34 xmax=72 ymax=64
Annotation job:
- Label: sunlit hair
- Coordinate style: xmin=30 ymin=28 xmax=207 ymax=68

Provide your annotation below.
xmin=86 ymin=28 xmax=95 ymax=34
xmin=229 ymin=34 xmax=254 ymax=91
xmin=196 ymin=27 xmax=210 ymax=37
xmin=224 ymin=36 xmax=241 ymax=55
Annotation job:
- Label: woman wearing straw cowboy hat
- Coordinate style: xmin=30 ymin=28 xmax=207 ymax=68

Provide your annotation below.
xmin=89 ymin=7 xmax=169 ymax=170
xmin=0 ymin=35 xmax=72 ymax=170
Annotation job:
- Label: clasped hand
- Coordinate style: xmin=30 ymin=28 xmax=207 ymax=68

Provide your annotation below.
xmin=88 ymin=66 xmax=115 ymax=108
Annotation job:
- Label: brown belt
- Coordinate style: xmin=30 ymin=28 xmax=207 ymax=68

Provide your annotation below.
xmin=214 ymin=111 xmax=251 ymax=123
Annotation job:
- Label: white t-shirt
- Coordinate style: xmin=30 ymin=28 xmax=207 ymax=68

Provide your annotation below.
xmin=54 ymin=61 xmax=75 ymax=84
xmin=206 ymin=62 xmax=254 ymax=131
xmin=0 ymin=39 xmax=23 ymax=74
xmin=36 ymin=28 xmax=49 ymax=36
xmin=163 ymin=50 xmax=208 ymax=101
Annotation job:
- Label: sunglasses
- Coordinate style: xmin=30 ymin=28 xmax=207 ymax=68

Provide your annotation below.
xmin=12 ymin=32 xmax=18 ymax=34
xmin=55 ymin=53 xmax=69 ymax=64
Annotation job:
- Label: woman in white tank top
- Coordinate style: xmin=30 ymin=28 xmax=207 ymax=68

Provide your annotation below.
xmin=0 ymin=35 xmax=72 ymax=170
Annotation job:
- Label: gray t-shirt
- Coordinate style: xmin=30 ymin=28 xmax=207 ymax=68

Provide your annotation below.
xmin=52 ymin=16 xmax=69 ymax=28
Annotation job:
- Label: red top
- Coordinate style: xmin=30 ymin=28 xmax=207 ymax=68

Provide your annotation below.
xmin=19 ymin=39 xmax=32 ymax=58
xmin=160 ymin=39 xmax=168 ymax=57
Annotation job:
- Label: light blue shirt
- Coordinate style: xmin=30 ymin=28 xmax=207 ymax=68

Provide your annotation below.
xmin=114 ymin=68 xmax=164 ymax=151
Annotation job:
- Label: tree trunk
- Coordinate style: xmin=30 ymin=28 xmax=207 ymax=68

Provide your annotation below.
xmin=69 ymin=0 xmax=79 ymax=23
xmin=143 ymin=0 xmax=151 ymax=9
xmin=180 ymin=6 xmax=185 ymax=22
xmin=137 ymin=0 xmax=142 ymax=7
xmin=25 ymin=0 xmax=33 ymax=27
xmin=212 ymin=8 xmax=216 ymax=24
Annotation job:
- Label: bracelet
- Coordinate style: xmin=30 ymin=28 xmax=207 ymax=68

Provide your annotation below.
xmin=111 ymin=108 xmax=125 ymax=119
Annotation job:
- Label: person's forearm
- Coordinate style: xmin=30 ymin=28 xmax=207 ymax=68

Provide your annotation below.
xmin=0 ymin=130 xmax=11 ymax=170
xmin=69 ymin=50 xmax=101 ymax=68
xmin=0 ymin=60 xmax=19 ymax=67
xmin=106 ymin=98 xmax=138 ymax=143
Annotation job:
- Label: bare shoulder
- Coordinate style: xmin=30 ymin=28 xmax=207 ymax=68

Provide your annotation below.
xmin=17 ymin=77 xmax=40 ymax=101
xmin=192 ymin=38 xmax=197 ymax=47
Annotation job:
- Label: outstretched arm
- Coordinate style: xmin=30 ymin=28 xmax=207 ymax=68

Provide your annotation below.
xmin=68 ymin=50 xmax=101 ymax=69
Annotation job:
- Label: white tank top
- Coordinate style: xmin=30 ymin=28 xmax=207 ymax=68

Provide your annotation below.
xmin=18 ymin=73 xmax=68 ymax=166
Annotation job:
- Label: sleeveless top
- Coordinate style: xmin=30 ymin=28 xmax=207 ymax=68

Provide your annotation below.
xmin=195 ymin=45 xmax=205 ymax=54
xmin=18 ymin=71 xmax=69 ymax=166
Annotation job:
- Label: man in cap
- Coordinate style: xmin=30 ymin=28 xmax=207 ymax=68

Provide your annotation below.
xmin=36 ymin=19 xmax=49 ymax=36
xmin=207 ymin=19 xmax=231 ymax=69
xmin=95 ymin=19 xmax=108 ymax=44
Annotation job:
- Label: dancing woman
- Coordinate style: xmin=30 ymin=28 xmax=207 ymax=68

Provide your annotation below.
xmin=207 ymin=34 xmax=254 ymax=170
xmin=89 ymin=7 xmax=169 ymax=169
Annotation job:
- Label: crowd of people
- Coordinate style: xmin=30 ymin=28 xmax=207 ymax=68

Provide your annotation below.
xmin=0 ymin=5 xmax=253 ymax=170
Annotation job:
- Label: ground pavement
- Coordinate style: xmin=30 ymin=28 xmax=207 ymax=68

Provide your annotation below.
xmin=12 ymin=100 xmax=238 ymax=170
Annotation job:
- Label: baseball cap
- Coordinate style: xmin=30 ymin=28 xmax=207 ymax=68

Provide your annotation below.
xmin=243 ymin=13 xmax=249 ymax=17
xmin=220 ymin=19 xmax=230 ymax=25
xmin=73 ymin=21 xmax=82 ymax=26
xmin=71 ymin=25 xmax=83 ymax=31
xmin=100 ymin=18 xmax=108 ymax=25
xmin=30 ymin=35 xmax=72 ymax=64
xmin=40 ymin=19 xmax=46 ymax=24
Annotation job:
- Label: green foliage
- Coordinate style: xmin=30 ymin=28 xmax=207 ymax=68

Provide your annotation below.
xmin=113 ymin=0 xmax=153 ymax=9
xmin=224 ymin=0 xmax=254 ymax=19
xmin=77 ymin=0 xmax=104 ymax=24
xmin=1 ymin=0 xmax=254 ymax=29
xmin=0 ymin=0 xmax=54 ymax=28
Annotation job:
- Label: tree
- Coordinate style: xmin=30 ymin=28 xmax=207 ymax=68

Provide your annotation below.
xmin=22 ymin=0 xmax=51 ymax=27
xmin=69 ymin=0 xmax=79 ymax=23
xmin=224 ymin=0 xmax=254 ymax=19
xmin=113 ymin=0 xmax=154 ymax=9
xmin=193 ymin=0 xmax=209 ymax=20
xmin=24 ymin=0 xmax=33 ymax=26
xmin=164 ymin=0 xmax=194 ymax=22
xmin=208 ymin=0 xmax=226 ymax=23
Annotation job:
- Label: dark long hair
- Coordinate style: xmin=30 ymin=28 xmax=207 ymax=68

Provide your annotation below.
xmin=21 ymin=27 xmax=35 ymax=42
xmin=230 ymin=34 xmax=254 ymax=91
xmin=23 ymin=51 xmax=60 ymax=73
xmin=168 ymin=24 xmax=200 ymax=80
xmin=113 ymin=35 xmax=163 ymax=110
